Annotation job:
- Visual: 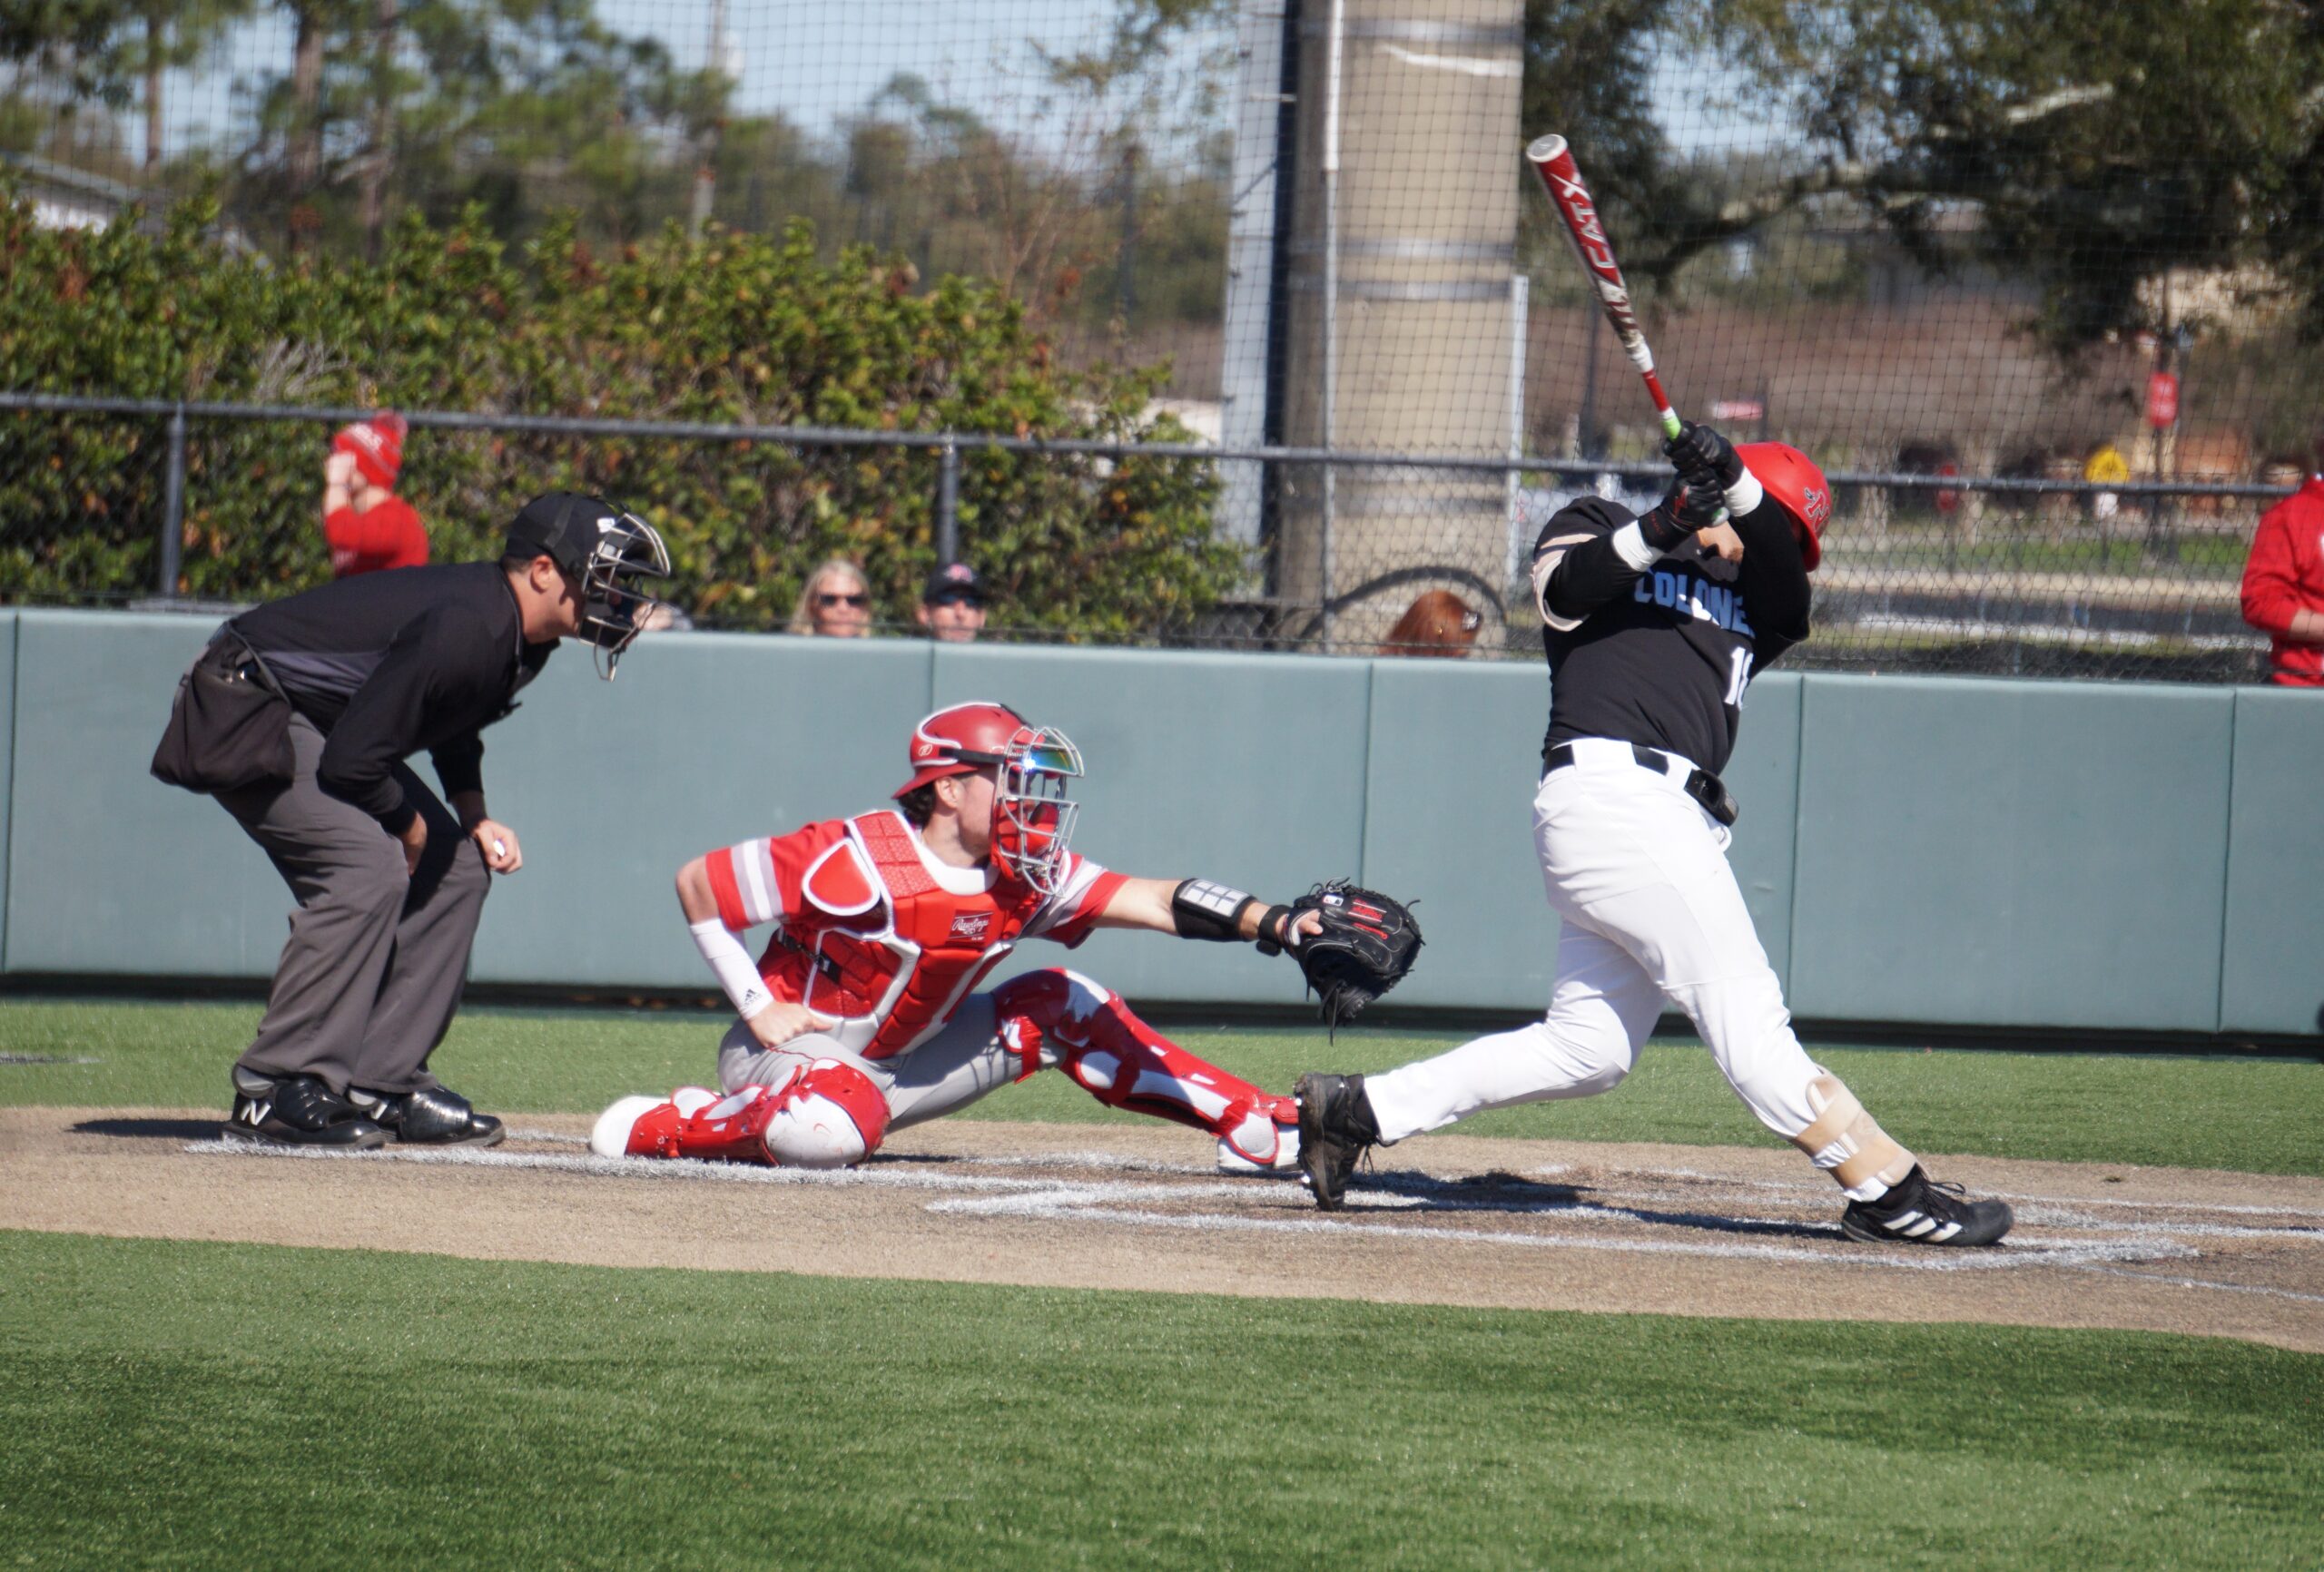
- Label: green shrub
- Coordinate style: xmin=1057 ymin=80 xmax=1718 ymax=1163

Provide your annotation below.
xmin=0 ymin=195 xmax=1241 ymax=634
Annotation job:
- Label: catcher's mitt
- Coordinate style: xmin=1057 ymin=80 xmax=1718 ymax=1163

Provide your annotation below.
xmin=1279 ymin=880 xmax=1423 ymax=1033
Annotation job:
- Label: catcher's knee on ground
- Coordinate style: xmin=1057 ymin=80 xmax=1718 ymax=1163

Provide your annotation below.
xmin=1786 ymin=1072 xmax=1915 ymax=1200
xmin=991 ymin=967 xmax=1291 ymax=1165
xmin=592 ymin=1059 xmax=893 ymax=1168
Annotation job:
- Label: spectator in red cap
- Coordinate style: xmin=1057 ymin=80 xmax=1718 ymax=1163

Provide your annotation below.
xmin=2240 ymin=444 xmax=2324 ymax=686
xmin=322 ymin=411 xmax=428 ymax=578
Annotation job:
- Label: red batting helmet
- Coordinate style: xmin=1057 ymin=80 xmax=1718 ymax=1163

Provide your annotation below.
xmin=1737 ymin=442 xmax=1830 ymax=571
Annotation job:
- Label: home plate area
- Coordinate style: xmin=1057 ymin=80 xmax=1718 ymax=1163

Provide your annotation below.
xmin=191 ymin=1118 xmax=2324 ymax=1304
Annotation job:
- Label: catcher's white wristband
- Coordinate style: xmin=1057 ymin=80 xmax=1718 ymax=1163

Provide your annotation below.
xmin=690 ymin=918 xmax=772 ymax=1021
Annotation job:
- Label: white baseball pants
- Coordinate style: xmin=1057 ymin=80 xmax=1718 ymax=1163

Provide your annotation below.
xmin=1365 ymin=739 xmax=1837 ymax=1173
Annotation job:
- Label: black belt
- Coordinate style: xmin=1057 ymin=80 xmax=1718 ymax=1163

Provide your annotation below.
xmin=1544 ymin=741 xmax=1738 ymax=827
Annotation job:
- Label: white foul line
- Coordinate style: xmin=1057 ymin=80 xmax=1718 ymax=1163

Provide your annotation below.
xmin=184 ymin=1140 xmax=2324 ymax=1304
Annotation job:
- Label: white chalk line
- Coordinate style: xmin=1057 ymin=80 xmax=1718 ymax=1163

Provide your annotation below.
xmin=475 ymin=1139 xmax=2324 ymax=1230
xmin=2056 ymin=1263 xmax=2324 ymax=1308
xmin=1645 ymin=1164 xmax=2324 ymax=1222
xmin=192 ymin=1139 xmax=2218 ymax=1274
xmin=185 ymin=1141 xmax=2324 ymax=1303
xmin=921 ymin=1193 xmax=2191 ymax=1272
xmin=189 ymin=1139 xmax=1049 ymax=1194
xmin=191 ymin=1139 xmax=2319 ymax=1240
xmin=509 ymin=1128 xmax=589 ymax=1146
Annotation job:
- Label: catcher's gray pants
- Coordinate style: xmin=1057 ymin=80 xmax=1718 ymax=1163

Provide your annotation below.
xmin=716 ymin=993 xmax=1017 ymax=1132
xmin=216 ymin=713 xmax=488 ymax=1096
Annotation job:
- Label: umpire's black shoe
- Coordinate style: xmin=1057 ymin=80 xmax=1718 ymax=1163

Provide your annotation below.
xmin=350 ymin=1085 xmax=506 ymax=1148
xmin=225 ymin=1073 xmax=387 ymax=1149
xmin=1295 ymin=1073 xmax=1381 ymax=1213
xmin=1840 ymin=1165 xmax=2013 ymax=1247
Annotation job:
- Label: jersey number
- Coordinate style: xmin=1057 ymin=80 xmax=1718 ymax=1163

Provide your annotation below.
xmin=1723 ymin=648 xmax=1756 ymax=708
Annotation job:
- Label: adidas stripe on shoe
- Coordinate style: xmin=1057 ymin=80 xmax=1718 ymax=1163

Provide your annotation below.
xmin=1840 ymin=1164 xmax=2013 ymax=1247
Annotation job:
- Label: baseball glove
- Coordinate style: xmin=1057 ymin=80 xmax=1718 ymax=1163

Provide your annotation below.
xmin=1279 ymin=880 xmax=1423 ymax=1033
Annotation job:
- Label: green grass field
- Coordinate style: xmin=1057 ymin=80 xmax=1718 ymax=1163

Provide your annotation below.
xmin=2 ymin=997 xmax=2319 ymax=1174
xmin=4 ymin=997 xmax=2319 ymax=1569
xmin=3 ymin=1232 xmax=2319 ymax=1571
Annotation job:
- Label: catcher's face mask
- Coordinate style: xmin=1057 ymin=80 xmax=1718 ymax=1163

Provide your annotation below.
xmin=574 ymin=511 xmax=674 ymax=681
xmin=988 ymin=725 xmax=1082 ymax=895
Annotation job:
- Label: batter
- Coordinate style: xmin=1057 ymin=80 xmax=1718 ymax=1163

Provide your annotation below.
xmin=1297 ymin=424 xmax=2014 ymax=1246
xmin=594 ymin=702 xmax=1327 ymax=1174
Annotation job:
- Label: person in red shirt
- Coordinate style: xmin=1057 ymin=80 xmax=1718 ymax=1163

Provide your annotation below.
xmin=591 ymin=702 xmax=1334 ymax=1176
xmin=2240 ymin=464 xmax=2324 ymax=686
xmin=322 ymin=411 xmax=428 ymax=577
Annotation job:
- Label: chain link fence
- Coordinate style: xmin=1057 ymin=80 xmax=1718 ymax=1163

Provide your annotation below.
xmin=0 ymin=392 xmax=2284 ymax=681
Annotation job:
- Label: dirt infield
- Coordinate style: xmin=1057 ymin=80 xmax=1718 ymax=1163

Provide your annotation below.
xmin=5 ymin=1105 xmax=2319 ymax=1352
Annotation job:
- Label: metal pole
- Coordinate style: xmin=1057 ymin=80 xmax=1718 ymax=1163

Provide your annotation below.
xmin=688 ymin=0 xmax=729 ymax=239
xmin=158 ymin=400 xmax=186 ymax=598
xmin=1317 ymin=0 xmax=1343 ymax=648
xmin=935 ymin=440 xmax=960 ymax=567
xmin=1117 ymin=138 xmax=1138 ymax=324
xmin=1507 ymin=273 xmax=1527 ymax=582
xmin=1577 ymin=305 xmax=1601 ymax=459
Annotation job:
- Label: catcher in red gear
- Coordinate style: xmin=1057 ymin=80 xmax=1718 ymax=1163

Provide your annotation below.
xmin=594 ymin=701 xmax=1358 ymax=1174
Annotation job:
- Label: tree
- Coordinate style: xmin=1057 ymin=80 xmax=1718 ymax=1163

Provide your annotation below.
xmin=1543 ymin=0 xmax=2324 ymax=346
xmin=0 ymin=196 xmax=1239 ymax=636
xmin=0 ymin=0 xmax=248 ymax=177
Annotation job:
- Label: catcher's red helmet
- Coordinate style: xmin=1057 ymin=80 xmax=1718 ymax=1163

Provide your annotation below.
xmin=896 ymin=702 xmax=1035 ymax=796
xmin=894 ymin=702 xmax=1085 ymax=893
xmin=1736 ymin=442 xmax=1831 ymax=572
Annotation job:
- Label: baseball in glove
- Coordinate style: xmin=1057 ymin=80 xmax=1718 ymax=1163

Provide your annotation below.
xmin=1264 ymin=880 xmax=1423 ymax=1034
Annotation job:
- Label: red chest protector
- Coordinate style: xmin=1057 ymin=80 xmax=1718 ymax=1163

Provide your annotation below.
xmin=757 ymin=811 xmax=1041 ymax=1060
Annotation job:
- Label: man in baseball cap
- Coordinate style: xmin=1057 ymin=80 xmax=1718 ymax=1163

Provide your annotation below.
xmin=914 ymin=561 xmax=989 ymax=644
xmin=503 ymin=491 xmax=675 ymax=676
xmin=153 ymin=491 xmax=670 ymax=1153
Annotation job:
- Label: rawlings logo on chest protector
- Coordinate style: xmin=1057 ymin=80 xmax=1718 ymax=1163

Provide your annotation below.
xmin=780 ymin=811 xmax=1042 ymax=1060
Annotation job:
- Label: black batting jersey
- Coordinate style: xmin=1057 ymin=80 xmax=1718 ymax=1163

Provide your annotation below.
xmin=1536 ymin=496 xmax=1805 ymax=776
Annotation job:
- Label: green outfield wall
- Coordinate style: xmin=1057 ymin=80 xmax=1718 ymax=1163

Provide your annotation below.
xmin=2 ymin=608 xmax=2315 ymax=1037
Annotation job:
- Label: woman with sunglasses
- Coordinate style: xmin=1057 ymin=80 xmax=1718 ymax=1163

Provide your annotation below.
xmin=789 ymin=558 xmax=874 ymax=637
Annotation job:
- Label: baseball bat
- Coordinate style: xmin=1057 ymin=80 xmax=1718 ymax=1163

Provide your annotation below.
xmin=1524 ymin=133 xmax=1683 ymax=442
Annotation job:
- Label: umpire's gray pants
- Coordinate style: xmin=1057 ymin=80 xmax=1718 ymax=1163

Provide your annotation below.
xmin=215 ymin=713 xmax=488 ymax=1095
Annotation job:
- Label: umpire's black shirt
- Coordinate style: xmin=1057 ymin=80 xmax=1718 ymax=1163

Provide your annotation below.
xmin=230 ymin=563 xmax=556 ymax=835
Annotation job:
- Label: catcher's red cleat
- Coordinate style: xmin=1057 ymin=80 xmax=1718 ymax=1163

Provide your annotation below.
xmin=590 ymin=1086 xmax=715 ymax=1158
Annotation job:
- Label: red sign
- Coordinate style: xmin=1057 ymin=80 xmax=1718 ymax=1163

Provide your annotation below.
xmin=1710 ymin=398 xmax=1765 ymax=422
xmin=2145 ymin=370 xmax=2179 ymax=428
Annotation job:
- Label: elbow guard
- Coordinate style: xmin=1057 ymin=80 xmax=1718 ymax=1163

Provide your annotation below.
xmin=1172 ymin=879 xmax=1259 ymax=941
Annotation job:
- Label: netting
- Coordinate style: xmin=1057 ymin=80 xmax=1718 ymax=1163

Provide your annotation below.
xmin=5 ymin=0 xmax=2319 ymax=680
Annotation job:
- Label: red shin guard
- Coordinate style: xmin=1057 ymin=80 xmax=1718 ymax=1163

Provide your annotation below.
xmin=992 ymin=968 xmax=1294 ymax=1164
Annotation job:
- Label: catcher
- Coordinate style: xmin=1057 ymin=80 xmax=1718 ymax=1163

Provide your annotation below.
xmin=592 ymin=702 xmax=1420 ymax=1173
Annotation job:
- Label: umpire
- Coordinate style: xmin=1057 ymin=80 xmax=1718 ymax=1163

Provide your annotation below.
xmin=153 ymin=493 xmax=670 ymax=1150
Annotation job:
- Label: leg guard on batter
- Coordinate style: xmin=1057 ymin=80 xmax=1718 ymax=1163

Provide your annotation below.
xmin=1788 ymin=1073 xmax=1915 ymax=1201
xmin=590 ymin=1062 xmax=891 ymax=1170
xmin=992 ymin=968 xmax=1296 ymax=1168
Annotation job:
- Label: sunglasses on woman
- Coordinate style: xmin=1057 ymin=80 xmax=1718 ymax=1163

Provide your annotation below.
xmin=817 ymin=592 xmax=870 ymax=608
